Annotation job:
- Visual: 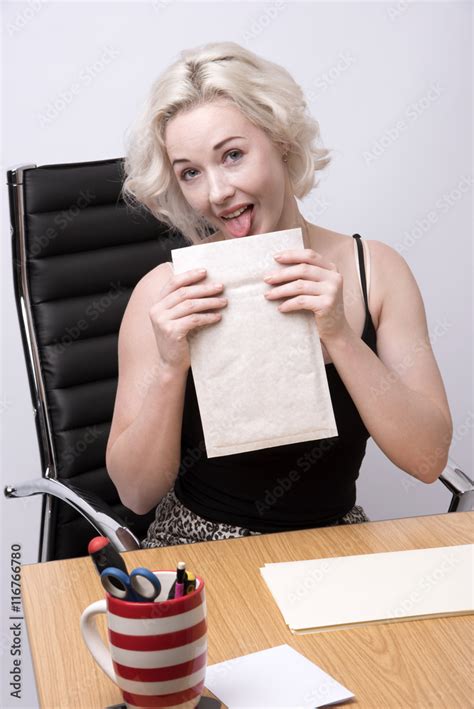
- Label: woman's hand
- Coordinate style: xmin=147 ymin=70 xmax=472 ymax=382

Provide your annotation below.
xmin=149 ymin=268 xmax=228 ymax=373
xmin=263 ymin=248 xmax=349 ymax=342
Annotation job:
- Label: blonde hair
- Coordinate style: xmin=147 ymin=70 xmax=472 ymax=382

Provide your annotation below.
xmin=121 ymin=41 xmax=332 ymax=245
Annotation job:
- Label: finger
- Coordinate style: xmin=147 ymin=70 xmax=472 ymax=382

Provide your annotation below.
xmin=162 ymin=277 xmax=222 ymax=310
xmin=265 ymin=263 xmax=325 ymax=284
xmin=265 ymin=280 xmax=323 ymax=300
xmin=169 ymin=296 xmax=228 ymax=321
xmin=174 ymin=311 xmax=223 ymax=339
xmin=274 ymin=249 xmax=336 ymax=271
xmin=277 ymin=294 xmax=322 ymax=312
xmin=159 ymin=268 xmax=208 ymax=301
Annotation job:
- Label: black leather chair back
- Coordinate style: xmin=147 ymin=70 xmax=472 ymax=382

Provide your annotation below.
xmin=7 ymin=157 xmax=187 ymax=560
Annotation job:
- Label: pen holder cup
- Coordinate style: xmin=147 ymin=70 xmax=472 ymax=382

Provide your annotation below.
xmin=80 ymin=570 xmax=207 ymax=709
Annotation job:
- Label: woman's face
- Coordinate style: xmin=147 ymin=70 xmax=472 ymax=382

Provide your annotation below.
xmin=165 ymin=99 xmax=296 ymax=239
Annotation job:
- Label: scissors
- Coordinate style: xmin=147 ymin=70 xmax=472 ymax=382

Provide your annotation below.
xmin=100 ymin=566 xmax=161 ymax=602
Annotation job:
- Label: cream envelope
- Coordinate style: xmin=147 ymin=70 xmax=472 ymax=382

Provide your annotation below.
xmin=260 ymin=544 xmax=474 ymax=634
xmin=171 ymin=228 xmax=338 ymax=457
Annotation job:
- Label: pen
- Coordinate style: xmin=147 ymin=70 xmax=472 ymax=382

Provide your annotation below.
xmin=174 ymin=561 xmax=187 ymax=599
xmin=174 ymin=561 xmax=186 ymax=598
xmin=87 ymin=536 xmax=128 ymax=577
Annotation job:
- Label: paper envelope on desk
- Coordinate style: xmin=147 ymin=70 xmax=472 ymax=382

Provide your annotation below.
xmin=171 ymin=228 xmax=338 ymax=457
xmin=260 ymin=544 xmax=474 ymax=634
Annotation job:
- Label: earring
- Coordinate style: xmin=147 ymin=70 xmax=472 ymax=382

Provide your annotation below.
xmin=282 ymin=154 xmax=288 ymax=162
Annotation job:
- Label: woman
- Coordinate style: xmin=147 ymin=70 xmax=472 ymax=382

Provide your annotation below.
xmin=106 ymin=42 xmax=453 ymax=547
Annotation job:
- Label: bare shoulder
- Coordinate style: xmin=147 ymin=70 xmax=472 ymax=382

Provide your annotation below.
xmin=347 ymin=237 xmax=416 ymax=322
xmin=310 ymin=227 xmax=406 ymax=328
xmin=311 ymin=225 xmax=387 ymax=265
xmin=138 ymin=261 xmax=174 ymax=305
xmin=363 ymin=239 xmax=419 ymax=303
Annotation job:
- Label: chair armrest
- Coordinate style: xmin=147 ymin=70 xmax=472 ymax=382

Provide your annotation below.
xmin=4 ymin=477 xmax=140 ymax=552
xmin=439 ymin=457 xmax=474 ymax=512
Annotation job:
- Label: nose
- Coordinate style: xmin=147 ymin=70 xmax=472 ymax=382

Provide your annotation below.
xmin=208 ymin=169 xmax=235 ymax=209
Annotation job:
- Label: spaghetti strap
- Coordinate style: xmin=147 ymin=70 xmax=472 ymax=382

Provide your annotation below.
xmin=352 ymin=234 xmax=370 ymax=315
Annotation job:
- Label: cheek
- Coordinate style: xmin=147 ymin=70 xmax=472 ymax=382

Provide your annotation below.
xmin=262 ymin=166 xmax=287 ymax=204
xmin=180 ymin=187 xmax=207 ymax=214
xmin=251 ymin=154 xmax=286 ymax=198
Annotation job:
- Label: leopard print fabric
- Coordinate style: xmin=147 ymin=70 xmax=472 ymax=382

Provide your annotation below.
xmin=141 ymin=489 xmax=370 ymax=549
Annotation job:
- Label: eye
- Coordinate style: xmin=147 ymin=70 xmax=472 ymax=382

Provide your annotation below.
xmin=181 ymin=168 xmax=198 ymax=182
xmin=179 ymin=149 xmax=243 ymax=182
xmin=225 ymin=149 xmax=243 ymax=162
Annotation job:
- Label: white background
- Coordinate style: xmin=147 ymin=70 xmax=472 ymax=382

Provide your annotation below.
xmin=1 ymin=1 xmax=472 ymax=707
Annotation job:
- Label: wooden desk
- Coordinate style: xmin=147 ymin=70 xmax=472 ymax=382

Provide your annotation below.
xmin=22 ymin=512 xmax=473 ymax=708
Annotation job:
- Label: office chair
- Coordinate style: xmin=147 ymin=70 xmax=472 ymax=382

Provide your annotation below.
xmin=4 ymin=159 xmax=473 ymax=562
xmin=4 ymin=158 xmax=188 ymax=561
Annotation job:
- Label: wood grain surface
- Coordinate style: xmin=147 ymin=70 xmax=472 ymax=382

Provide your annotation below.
xmin=22 ymin=512 xmax=474 ymax=708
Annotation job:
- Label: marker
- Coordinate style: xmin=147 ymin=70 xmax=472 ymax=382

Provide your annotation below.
xmin=184 ymin=571 xmax=196 ymax=594
xmin=88 ymin=536 xmax=128 ymax=577
xmin=174 ymin=561 xmax=187 ymax=599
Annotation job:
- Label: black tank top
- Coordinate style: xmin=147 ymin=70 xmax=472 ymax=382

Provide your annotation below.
xmin=174 ymin=234 xmax=378 ymax=532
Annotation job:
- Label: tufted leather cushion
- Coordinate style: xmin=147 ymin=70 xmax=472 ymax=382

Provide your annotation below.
xmin=12 ymin=157 xmax=188 ymax=559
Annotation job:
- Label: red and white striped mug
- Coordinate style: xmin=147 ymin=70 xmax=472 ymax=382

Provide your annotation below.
xmin=80 ymin=570 xmax=207 ymax=709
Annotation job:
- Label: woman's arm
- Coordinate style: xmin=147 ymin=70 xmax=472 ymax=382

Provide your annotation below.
xmin=106 ymin=265 xmax=187 ymax=515
xmin=323 ymin=240 xmax=453 ymax=483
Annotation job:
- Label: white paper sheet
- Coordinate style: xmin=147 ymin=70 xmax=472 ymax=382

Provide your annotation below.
xmin=260 ymin=544 xmax=474 ymax=634
xmin=171 ymin=228 xmax=338 ymax=457
xmin=205 ymin=644 xmax=354 ymax=708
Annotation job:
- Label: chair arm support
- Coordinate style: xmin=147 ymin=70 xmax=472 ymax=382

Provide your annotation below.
xmin=4 ymin=477 xmax=140 ymax=552
xmin=439 ymin=457 xmax=474 ymax=512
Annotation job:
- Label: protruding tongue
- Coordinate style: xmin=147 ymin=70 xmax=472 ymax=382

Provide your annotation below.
xmin=224 ymin=205 xmax=253 ymax=237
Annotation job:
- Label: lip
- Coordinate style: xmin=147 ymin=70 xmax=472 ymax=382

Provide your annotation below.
xmin=218 ymin=202 xmax=253 ymax=218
